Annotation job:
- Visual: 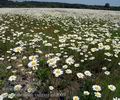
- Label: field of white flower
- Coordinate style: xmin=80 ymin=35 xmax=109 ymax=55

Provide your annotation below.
xmin=0 ymin=8 xmax=120 ymax=100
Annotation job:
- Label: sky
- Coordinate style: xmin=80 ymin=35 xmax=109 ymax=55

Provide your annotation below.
xmin=16 ymin=0 xmax=120 ymax=6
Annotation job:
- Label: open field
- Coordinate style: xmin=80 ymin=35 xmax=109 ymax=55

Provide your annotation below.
xmin=0 ymin=8 xmax=120 ymax=100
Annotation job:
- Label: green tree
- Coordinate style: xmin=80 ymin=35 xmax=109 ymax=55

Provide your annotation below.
xmin=105 ymin=3 xmax=110 ymax=8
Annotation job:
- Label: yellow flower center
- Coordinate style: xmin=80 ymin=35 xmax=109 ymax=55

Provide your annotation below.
xmin=32 ymin=61 xmax=36 ymax=66
xmin=16 ymin=48 xmax=20 ymax=52
xmin=56 ymin=70 xmax=60 ymax=74
xmin=73 ymin=97 xmax=79 ymax=100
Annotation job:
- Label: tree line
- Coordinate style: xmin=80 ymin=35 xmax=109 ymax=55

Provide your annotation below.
xmin=0 ymin=0 xmax=120 ymax=11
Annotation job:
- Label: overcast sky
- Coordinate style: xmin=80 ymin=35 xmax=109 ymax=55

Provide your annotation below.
xmin=17 ymin=0 xmax=120 ymax=6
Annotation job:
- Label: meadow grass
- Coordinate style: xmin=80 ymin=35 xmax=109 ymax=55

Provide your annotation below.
xmin=0 ymin=13 xmax=120 ymax=100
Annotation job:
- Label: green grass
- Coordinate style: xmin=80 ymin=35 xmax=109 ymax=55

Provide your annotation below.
xmin=0 ymin=14 xmax=120 ymax=100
